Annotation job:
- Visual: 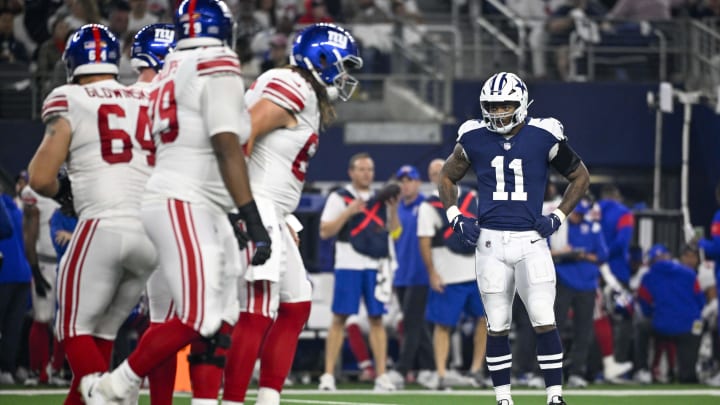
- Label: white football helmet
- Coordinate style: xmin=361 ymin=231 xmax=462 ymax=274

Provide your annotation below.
xmin=479 ymin=72 xmax=530 ymax=134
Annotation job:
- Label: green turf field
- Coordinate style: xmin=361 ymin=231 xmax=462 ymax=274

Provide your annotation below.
xmin=2 ymin=387 xmax=720 ymax=405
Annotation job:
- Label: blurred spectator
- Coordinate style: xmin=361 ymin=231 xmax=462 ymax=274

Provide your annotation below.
xmin=107 ymin=0 xmax=130 ymax=40
xmin=297 ymin=0 xmax=335 ymax=24
xmin=551 ymin=200 xmax=609 ymax=388
xmin=23 ymin=0 xmax=64 ymax=47
xmin=598 ymin=184 xmax=635 ymax=365
xmin=0 ymin=7 xmax=28 ymax=64
xmin=344 ymin=0 xmax=392 ymax=78
xmin=506 ymin=0 xmax=549 ymax=78
xmin=254 ymin=0 xmax=276 ymax=29
xmin=418 ymin=159 xmax=487 ymax=389
xmin=391 ymin=165 xmax=434 ymax=386
xmin=637 ymin=244 xmax=705 ymax=382
xmin=236 ymin=0 xmax=264 ymax=74
xmin=127 ymin=0 xmax=158 ymax=33
xmin=0 ymin=188 xmax=31 ymax=385
xmin=51 ymin=0 xmax=104 ymax=32
xmin=546 ymin=0 xmax=607 ymax=80
xmin=260 ymin=33 xmax=288 ymax=72
xmin=37 ymin=19 xmax=70 ymax=98
xmin=606 ymin=0 xmax=672 ymax=20
xmin=1 ymin=0 xmax=37 ymax=59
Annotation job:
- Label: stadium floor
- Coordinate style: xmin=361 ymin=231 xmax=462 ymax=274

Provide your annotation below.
xmin=2 ymin=386 xmax=720 ymax=405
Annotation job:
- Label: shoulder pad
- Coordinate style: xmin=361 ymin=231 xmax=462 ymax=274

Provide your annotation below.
xmin=528 ymin=117 xmax=566 ymax=141
xmin=456 ymin=119 xmax=486 ymax=142
xmin=196 ymin=47 xmax=241 ymax=77
xmin=41 ymin=85 xmax=72 ymax=123
xmin=258 ymin=68 xmax=311 ymax=113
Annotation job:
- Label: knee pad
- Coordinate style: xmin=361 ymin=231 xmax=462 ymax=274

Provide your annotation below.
xmin=187 ymin=324 xmax=232 ymax=368
xmin=526 ymin=295 xmax=556 ymax=328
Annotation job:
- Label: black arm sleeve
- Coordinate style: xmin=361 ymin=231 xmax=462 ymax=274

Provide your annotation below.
xmin=550 ymin=140 xmax=582 ymax=177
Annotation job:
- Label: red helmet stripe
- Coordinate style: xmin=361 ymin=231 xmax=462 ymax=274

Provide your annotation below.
xmin=188 ymin=0 xmax=197 ymax=37
xmin=92 ymin=25 xmax=102 ymax=63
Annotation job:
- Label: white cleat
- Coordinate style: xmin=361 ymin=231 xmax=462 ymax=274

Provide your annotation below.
xmin=567 ymin=374 xmax=588 ymax=388
xmin=374 ymin=373 xmax=397 ymax=392
xmin=318 ymin=373 xmax=336 ymax=391
xmin=80 ymin=372 xmax=124 ymax=405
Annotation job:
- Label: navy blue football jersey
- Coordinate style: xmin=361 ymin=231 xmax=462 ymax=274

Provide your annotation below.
xmin=457 ymin=117 xmax=566 ymax=231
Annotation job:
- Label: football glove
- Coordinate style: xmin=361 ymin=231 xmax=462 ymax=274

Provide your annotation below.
xmin=450 ymin=214 xmax=480 ymax=247
xmin=534 ymin=210 xmax=564 ymax=238
xmin=53 ymin=170 xmax=73 ymax=210
xmin=31 ymin=264 xmax=51 ymax=298
xmin=236 ymin=200 xmax=272 ymax=266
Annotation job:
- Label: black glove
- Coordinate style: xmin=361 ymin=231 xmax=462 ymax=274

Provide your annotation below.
xmin=534 ymin=212 xmax=563 ymax=238
xmin=228 ymin=212 xmax=250 ymax=250
xmin=235 ymin=201 xmax=272 ymax=266
xmin=31 ymin=264 xmax=51 ymax=298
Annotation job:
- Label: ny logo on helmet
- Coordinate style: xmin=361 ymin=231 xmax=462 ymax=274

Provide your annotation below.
xmin=327 ymin=31 xmax=348 ymax=49
xmin=154 ymin=28 xmax=175 ymax=42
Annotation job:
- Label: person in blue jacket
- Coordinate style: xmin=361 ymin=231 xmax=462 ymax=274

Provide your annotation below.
xmin=598 ymin=184 xmax=635 ymax=363
xmin=637 ymin=244 xmax=705 ymax=383
xmin=392 ymin=165 xmax=434 ymax=383
xmin=551 ymin=199 xmax=608 ymax=387
xmin=698 ymin=183 xmax=720 ymax=386
xmin=0 ymin=190 xmax=32 ymax=384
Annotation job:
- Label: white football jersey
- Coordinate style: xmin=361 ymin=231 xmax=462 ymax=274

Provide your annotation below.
xmin=144 ymin=45 xmax=250 ymax=213
xmin=41 ymin=79 xmax=153 ymax=219
xmin=20 ymin=185 xmax=60 ymax=259
xmin=244 ymin=68 xmax=319 ymax=215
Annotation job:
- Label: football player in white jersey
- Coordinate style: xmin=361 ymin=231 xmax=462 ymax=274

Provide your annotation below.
xmin=79 ymin=1 xmax=272 ymax=404
xmin=27 ymin=24 xmax=158 ymax=405
xmin=222 ymin=23 xmax=363 ymax=405
xmin=128 ymin=23 xmax=178 ymax=405
xmin=20 ymin=185 xmax=59 ymax=386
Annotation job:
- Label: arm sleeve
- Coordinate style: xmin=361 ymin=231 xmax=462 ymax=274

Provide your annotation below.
xmin=260 ymin=73 xmax=310 ymax=114
xmin=549 ymin=140 xmax=582 ymax=177
xmin=41 ymin=87 xmax=72 ymax=126
xmin=200 ymin=75 xmax=251 ymax=144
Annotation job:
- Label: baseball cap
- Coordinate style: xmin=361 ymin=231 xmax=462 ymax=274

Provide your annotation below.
xmin=647 ymin=243 xmax=670 ymax=262
xmin=395 ymin=165 xmax=420 ymax=181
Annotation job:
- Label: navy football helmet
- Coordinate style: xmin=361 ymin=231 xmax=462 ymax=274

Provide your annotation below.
xmin=63 ymin=24 xmax=120 ymax=82
xmin=479 ymin=72 xmax=531 ymax=134
xmin=174 ymin=0 xmax=234 ymax=47
xmin=131 ymin=23 xmax=176 ymax=71
xmin=291 ymin=23 xmax=363 ymax=101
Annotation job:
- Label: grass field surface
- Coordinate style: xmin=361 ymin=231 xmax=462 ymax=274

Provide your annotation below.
xmin=2 ymin=386 xmax=720 ymax=405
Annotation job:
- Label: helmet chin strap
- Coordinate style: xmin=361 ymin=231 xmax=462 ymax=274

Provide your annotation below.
xmin=326 ymin=86 xmax=339 ymax=101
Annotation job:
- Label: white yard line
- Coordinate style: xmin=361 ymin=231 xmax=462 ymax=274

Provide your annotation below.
xmin=2 ymin=388 xmax=720 ymax=398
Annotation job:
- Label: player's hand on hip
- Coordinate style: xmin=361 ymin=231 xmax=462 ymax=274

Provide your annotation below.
xmin=534 ymin=211 xmax=564 ymax=238
xmin=450 ymin=214 xmax=480 ymax=246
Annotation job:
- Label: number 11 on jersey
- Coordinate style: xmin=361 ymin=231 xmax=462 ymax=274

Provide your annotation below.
xmin=491 ymin=156 xmax=527 ymax=201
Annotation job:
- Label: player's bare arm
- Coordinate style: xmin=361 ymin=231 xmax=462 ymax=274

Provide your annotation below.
xmin=211 ymin=132 xmax=254 ymax=207
xmin=28 ymin=117 xmax=71 ymax=197
xmin=439 ymin=143 xmax=470 ymax=210
xmin=245 ymin=99 xmax=296 ymax=156
xmin=557 ymin=161 xmax=590 ymax=216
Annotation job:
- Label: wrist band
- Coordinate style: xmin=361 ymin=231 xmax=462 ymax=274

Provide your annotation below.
xmin=552 ymin=208 xmax=566 ymax=223
xmin=446 ymin=206 xmax=461 ymax=222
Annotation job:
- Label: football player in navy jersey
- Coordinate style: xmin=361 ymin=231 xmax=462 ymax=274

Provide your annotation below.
xmin=439 ymin=72 xmax=590 ymax=405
